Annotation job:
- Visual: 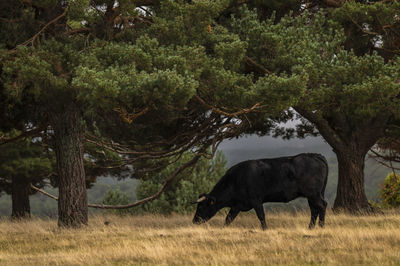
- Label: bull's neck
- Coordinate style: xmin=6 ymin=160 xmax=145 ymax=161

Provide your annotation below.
xmin=210 ymin=183 xmax=232 ymax=209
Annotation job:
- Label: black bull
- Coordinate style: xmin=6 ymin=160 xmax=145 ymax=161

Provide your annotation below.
xmin=192 ymin=153 xmax=328 ymax=230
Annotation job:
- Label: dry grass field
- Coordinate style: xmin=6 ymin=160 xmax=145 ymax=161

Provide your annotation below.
xmin=1 ymin=211 xmax=400 ymax=265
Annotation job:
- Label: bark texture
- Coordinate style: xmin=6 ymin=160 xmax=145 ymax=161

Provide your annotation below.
xmin=11 ymin=177 xmax=31 ymax=219
xmin=51 ymin=104 xmax=88 ymax=227
xmin=333 ymin=150 xmax=373 ymax=213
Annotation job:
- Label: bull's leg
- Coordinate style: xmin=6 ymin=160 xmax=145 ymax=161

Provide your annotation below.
xmin=308 ymin=196 xmax=327 ymax=229
xmin=318 ymin=198 xmax=328 ymax=228
xmin=307 ymin=199 xmax=318 ymax=229
xmin=225 ymin=208 xmax=240 ymax=226
xmin=253 ymin=204 xmax=267 ymax=230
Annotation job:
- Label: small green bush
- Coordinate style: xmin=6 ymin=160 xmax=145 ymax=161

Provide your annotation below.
xmin=103 ymin=151 xmax=226 ymax=215
xmin=380 ymin=172 xmax=400 ymax=207
xmin=102 ymin=189 xmax=131 ymax=215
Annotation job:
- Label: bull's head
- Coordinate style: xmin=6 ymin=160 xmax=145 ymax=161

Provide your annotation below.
xmin=192 ymin=193 xmax=217 ymax=224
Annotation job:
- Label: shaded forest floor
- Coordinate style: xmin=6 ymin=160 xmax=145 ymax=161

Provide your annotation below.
xmin=1 ymin=211 xmax=400 ymax=265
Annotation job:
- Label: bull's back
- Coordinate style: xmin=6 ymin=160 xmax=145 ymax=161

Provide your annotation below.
xmin=258 ymin=154 xmax=328 ymax=201
xmin=225 ymin=159 xmax=300 ymax=202
xmin=291 ymin=154 xmax=328 ymax=196
xmin=213 ymin=153 xmax=328 ymax=205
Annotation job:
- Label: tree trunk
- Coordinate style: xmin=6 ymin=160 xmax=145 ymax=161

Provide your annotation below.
xmin=51 ymin=104 xmax=88 ymax=227
xmin=333 ymin=150 xmax=374 ymax=214
xmin=293 ymin=107 xmax=389 ymax=214
xmin=11 ymin=177 xmax=31 ymax=219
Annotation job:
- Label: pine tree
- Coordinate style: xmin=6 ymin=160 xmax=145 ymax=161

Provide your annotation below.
xmin=293 ymin=2 xmax=400 ymax=213
xmin=227 ymin=1 xmax=400 ymax=213
xmin=0 ymin=132 xmax=53 ymax=219
xmin=1 ymin=1 xmax=300 ymax=226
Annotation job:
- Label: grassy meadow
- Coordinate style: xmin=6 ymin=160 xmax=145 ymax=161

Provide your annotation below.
xmin=1 ymin=211 xmax=400 ymax=265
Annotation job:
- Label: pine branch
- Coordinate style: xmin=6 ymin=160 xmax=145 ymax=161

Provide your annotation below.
xmin=0 ymin=125 xmax=48 ymax=145
xmin=323 ymin=0 xmax=345 ymax=8
xmin=134 ymin=0 xmax=154 ymax=6
xmin=31 ymin=153 xmax=202 ymax=209
xmin=369 ymin=149 xmax=400 ymax=171
xmin=294 ymin=106 xmax=346 ymax=152
xmin=9 ymin=5 xmax=69 ymax=53
xmin=245 ymin=56 xmax=272 ymax=75
xmin=65 ymin=27 xmax=90 ymax=36
xmin=194 ymin=95 xmax=263 ymax=118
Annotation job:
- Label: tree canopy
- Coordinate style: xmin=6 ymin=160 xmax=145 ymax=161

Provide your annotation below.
xmin=0 ymin=0 xmax=302 ymax=226
xmin=222 ymin=1 xmax=400 ymax=213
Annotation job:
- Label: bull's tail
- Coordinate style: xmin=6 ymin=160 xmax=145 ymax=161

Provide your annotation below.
xmin=321 ymin=166 xmax=328 ymax=198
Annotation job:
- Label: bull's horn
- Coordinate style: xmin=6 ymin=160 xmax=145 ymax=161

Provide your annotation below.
xmin=197 ymin=196 xmax=207 ymax=203
xmin=191 ymin=195 xmax=207 ymax=204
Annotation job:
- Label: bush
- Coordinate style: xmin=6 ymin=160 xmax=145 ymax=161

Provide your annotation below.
xmin=102 ymin=189 xmax=131 ymax=215
xmin=380 ymin=172 xmax=400 ymax=207
xmin=102 ymin=151 xmax=227 ymax=215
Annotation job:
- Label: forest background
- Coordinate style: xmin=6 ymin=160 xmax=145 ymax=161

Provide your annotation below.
xmin=0 ymin=134 xmax=390 ymax=217
xmin=0 ymin=0 xmax=399 ymax=223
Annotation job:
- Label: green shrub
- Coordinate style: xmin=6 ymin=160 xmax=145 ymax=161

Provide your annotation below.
xmin=102 ymin=189 xmax=131 ymax=215
xmin=380 ymin=172 xmax=400 ymax=207
xmin=102 ymin=151 xmax=226 ymax=215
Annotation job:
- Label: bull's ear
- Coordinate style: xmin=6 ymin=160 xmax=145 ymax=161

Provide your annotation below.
xmin=209 ymin=196 xmax=216 ymax=205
